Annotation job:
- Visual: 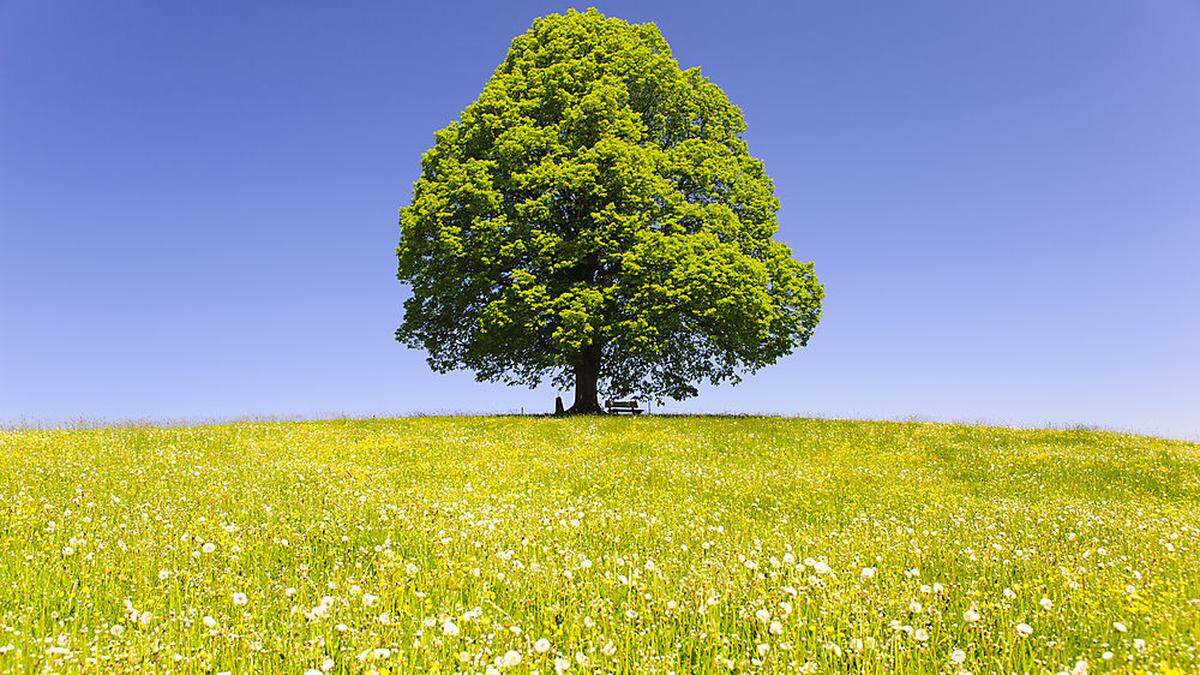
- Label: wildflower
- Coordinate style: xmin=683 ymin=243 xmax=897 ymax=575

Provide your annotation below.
xmin=755 ymin=608 xmax=771 ymax=623
xmin=963 ymin=608 xmax=980 ymax=623
xmin=1132 ymin=638 xmax=1146 ymax=651
xmin=1016 ymin=622 xmax=1033 ymax=637
xmin=756 ymin=643 xmax=770 ymax=656
xmin=1039 ymin=597 xmax=1053 ymax=610
xmin=1101 ymin=651 xmax=1113 ymax=661
xmin=1003 ymin=587 xmax=1017 ymax=600
xmin=860 ymin=567 xmax=876 ymax=579
xmin=770 ymin=620 xmax=783 ymax=635
xmin=501 ymin=650 xmax=522 ymax=667
xmin=202 ymin=542 xmax=216 ymax=554
xmin=535 ymin=638 xmax=551 ymax=653
xmin=950 ymin=648 xmax=966 ymax=664
xmin=1113 ymin=621 xmax=1127 ymax=633
xmin=442 ymin=620 xmax=460 ymax=637
xmin=157 ymin=569 xmax=170 ymax=580
xmin=601 ymin=641 xmax=616 ymax=656
xmin=909 ymin=600 xmax=923 ymax=614
xmin=202 ymin=616 xmax=217 ymax=628
xmin=914 ymin=628 xmax=929 ymax=642
xmin=848 ymin=638 xmax=864 ymax=652
xmin=362 ymin=593 xmax=379 ymax=607
xmin=232 ymin=592 xmax=248 ymax=606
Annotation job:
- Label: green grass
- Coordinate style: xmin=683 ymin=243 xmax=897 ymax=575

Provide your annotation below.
xmin=1 ymin=417 xmax=1198 ymax=673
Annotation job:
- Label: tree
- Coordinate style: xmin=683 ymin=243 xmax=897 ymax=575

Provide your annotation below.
xmin=396 ymin=9 xmax=823 ymax=413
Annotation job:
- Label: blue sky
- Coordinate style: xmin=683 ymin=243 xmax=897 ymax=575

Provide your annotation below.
xmin=2 ymin=1 xmax=1197 ymax=438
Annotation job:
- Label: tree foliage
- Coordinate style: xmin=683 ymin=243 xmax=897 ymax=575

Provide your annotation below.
xmin=397 ymin=9 xmax=823 ymax=409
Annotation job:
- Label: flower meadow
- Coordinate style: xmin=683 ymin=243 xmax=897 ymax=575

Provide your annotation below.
xmin=1 ymin=417 xmax=1198 ymax=673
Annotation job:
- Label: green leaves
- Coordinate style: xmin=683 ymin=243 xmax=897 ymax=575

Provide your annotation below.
xmin=397 ymin=8 xmax=824 ymax=402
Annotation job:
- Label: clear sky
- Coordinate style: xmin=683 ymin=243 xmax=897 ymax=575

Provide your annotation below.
xmin=2 ymin=1 xmax=1197 ymax=438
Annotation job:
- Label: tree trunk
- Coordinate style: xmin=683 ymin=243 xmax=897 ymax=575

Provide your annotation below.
xmin=568 ymin=343 xmax=602 ymax=414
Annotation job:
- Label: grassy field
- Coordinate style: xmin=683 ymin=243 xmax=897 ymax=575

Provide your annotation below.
xmin=0 ymin=417 xmax=1197 ymax=673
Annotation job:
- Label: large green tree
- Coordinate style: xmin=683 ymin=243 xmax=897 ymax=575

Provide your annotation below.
xmin=396 ymin=9 xmax=823 ymax=413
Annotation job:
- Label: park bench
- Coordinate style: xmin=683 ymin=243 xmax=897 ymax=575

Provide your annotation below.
xmin=605 ymin=399 xmax=644 ymax=415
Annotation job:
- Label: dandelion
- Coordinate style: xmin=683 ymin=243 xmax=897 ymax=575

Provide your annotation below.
xmin=202 ymin=616 xmax=217 ymax=628
xmin=601 ymin=641 xmax=616 ymax=657
xmin=362 ymin=593 xmax=379 ymax=607
xmin=963 ymin=608 xmax=980 ymax=623
xmin=756 ymin=643 xmax=770 ymax=656
xmin=950 ymin=648 xmax=967 ymax=664
xmin=535 ymin=638 xmax=551 ymax=653
xmin=157 ymin=569 xmax=170 ymax=580
xmin=1003 ymin=587 xmax=1017 ymax=600
xmin=914 ymin=628 xmax=929 ymax=642
xmin=1016 ymin=622 xmax=1033 ymax=637
xmin=755 ymin=608 xmax=771 ymax=623
xmin=441 ymin=620 xmax=459 ymax=637
xmin=1112 ymin=621 xmax=1127 ymax=633
xmin=1039 ymin=597 xmax=1053 ymax=610
xmin=232 ymin=592 xmax=248 ymax=606
xmin=860 ymin=567 xmax=876 ymax=579
xmin=909 ymin=600 xmax=923 ymax=614
xmin=769 ymin=620 xmax=783 ymax=635
xmin=202 ymin=542 xmax=216 ymax=554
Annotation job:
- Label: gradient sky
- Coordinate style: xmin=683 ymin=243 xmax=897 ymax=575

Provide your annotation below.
xmin=2 ymin=1 xmax=1197 ymax=438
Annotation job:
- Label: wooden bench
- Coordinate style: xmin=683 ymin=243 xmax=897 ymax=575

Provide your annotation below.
xmin=605 ymin=399 xmax=644 ymax=415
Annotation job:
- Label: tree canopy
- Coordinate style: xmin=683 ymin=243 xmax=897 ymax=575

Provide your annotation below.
xmin=396 ymin=9 xmax=823 ymax=412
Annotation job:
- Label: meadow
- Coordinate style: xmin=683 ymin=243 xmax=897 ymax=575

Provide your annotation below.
xmin=0 ymin=416 xmax=1197 ymax=673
